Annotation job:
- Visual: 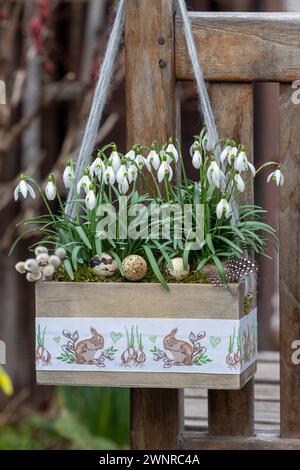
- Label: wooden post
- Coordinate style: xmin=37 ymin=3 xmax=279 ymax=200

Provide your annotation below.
xmin=279 ymin=84 xmax=300 ymax=438
xmin=125 ymin=0 xmax=182 ymax=449
xmin=207 ymin=83 xmax=255 ymax=436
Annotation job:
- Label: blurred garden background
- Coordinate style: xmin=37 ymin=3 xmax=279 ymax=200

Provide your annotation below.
xmin=0 ymin=0 xmax=297 ymax=450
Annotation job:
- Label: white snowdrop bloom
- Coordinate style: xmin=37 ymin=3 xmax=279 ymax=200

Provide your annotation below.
xmin=85 ymin=187 xmax=96 ymax=210
xmin=116 ymin=164 xmax=128 ymax=184
xmin=14 ymin=176 xmax=36 ymax=201
xmin=166 ymin=139 xmax=179 ymax=162
xmin=45 ymin=178 xmax=56 ymax=201
xmin=118 ymin=177 xmax=129 ymax=195
xmin=109 ymin=148 xmax=121 ymax=173
xmin=202 ymin=132 xmax=211 ymax=151
xmin=207 ymin=161 xmax=225 ymax=189
xmin=216 ymin=198 xmax=232 ymax=220
xmin=157 ymin=161 xmax=173 ymax=183
xmin=77 ymin=173 xmax=91 ymax=194
xmin=267 ymin=168 xmax=284 ymax=187
xmin=220 ymin=145 xmax=232 ymax=165
xmin=160 ymin=149 xmax=173 ymax=165
xmin=104 ymin=165 xmax=116 ymax=185
xmin=234 ymin=173 xmax=245 ymax=193
xmin=234 ymin=151 xmax=256 ymax=176
xmin=125 ymin=148 xmax=136 ymax=160
xmin=146 ymin=149 xmax=160 ymax=171
xmin=127 ymin=164 xmax=138 ymax=183
xmin=90 ymin=157 xmax=105 ymax=178
xmin=227 ymin=146 xmax=238 ymax=166
xmin=135 ymin=152 xmax=151 ymax=171
xmin=63 ymin=161 xmax=75 ymax=189
xmin=189 ymin=138 xmax=200 ymax=157
xmin=192 ymin=148 xmax=203 ymax=169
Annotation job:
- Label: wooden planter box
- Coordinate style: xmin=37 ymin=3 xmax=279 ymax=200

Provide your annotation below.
xmin=35 ymin=276 xmax=257 ymax=390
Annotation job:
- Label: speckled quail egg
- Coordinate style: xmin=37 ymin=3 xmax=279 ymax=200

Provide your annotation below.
xmin=122 ymin=255 xmax=147 ymax=281
xmin=165 ymin=257 xmax=189 ymax=281
xmin=89 ymin=253 xmax=118 ymax=278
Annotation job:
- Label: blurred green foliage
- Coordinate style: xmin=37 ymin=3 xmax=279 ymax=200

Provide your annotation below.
xmin=0 ymin=387 xmax=130 ymax=450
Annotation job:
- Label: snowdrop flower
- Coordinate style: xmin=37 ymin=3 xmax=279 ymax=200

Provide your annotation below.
xmin=14 ymin=175 xmax=36 ymax=201
xmin=234 ymin=172 xmax=245 ymax=193
xmin=267 ymin=167 xmax=284 ymax=187
xmin=192 ymin=145 xmax=203 ymax=169
xmin=116 ymin=164 xmax=128 ymax=184
xmin=45 ymin=175 xmax=56 ymax=201
xmin=234 ymin=150 xmax=256 ymax=176
xmin=227 ymin=146 xmax=238 ymax=165
xmin=157 ymin=157 xmax=173 ymax=183
xmin=63 ymin=160 xmax=75 ymax=188
xmin=118 ymin=177 xmax=129 ymax=195
xmin=160 ymin=149 xmax=172 ymax=165
xmin=166 ymin=138 xmax=179 ymax=162
xmin=146 ymin=145 xmax=160 ymax=171
xmin=90 ymin=157 xmax=105 ymax=178
xmin=109 ymin=146 xmax=121 ymax=173
xmin=77 ymin=169 xmax=91 ymax=194
xmin=135 ymin=149 xmax=151 ymax=171
xmin=190 ymin=137 xmax=201 ymax=157
xmin=207 ymin=161 xmax=225 ymax=189
xmin=85 ymin=185 xmax=96 ymax=210
xmin=216 ymin=197 xmax=232 ymax=220
xmin=125 ymin=148 xmax=136 ymax=162
xmin=104 ymin=164 xmax=115 ymax=185
xmin=125 ymin=147 xmax=137 ymax=167
xmin=202 ymin=132 xmax=211 ymax=151
xmin=220 ymin=145 xmax=232 ymax=165
xmin=127 ymin=164 xmax=138 ymax=183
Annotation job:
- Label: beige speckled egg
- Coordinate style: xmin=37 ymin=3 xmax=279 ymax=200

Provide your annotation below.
xmin=89 ymin=253 xmax=118 ymax=278
xmin=165 ymin=257 xmax=189 ymax=281
xmin=122 ymin=255 xmax=147 ymax=281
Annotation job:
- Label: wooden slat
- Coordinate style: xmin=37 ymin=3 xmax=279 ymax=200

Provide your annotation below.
xmin=207 ymin=83 xmax=255 ymax=437
xmin=36 ymin=282 xmax=241 ymax=319
xmin=279 ymin=84 xmax=300 ymax=438
xmin=184 ymin=352 xmax=280 ymax=437
xmin=175 ymin=12 xmax=300 ymax=82
xmin=125 ymin=0 xmax=182 ymax=450
xmin=178 ymin=431 xmax=300 ymax=450
xmin=37 ymin=365 xmax=255 ymax=390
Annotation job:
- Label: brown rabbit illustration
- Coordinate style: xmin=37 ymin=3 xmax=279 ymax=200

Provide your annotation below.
xmin=75 ymin=327 xmax=104 ymax=365
xmin=163 ymin=328 xmax=195 ymax=366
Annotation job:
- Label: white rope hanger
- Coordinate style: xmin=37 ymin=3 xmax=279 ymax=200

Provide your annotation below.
xmin=66 ymin=0 xmax=125 ymax=219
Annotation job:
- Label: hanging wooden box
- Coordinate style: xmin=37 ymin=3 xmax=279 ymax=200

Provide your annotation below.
xmin=35 ymin=276 xmax=257 ymax=390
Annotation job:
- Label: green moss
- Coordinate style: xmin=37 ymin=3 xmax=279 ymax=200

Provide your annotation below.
xmin=54 ymin=266 xmax=99 ymax=282
xmin=54 ymin=265 xmax=210 ymax=284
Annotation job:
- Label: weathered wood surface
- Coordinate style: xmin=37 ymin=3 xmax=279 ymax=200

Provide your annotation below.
xmin=37 ymin=364 xmax=256 ymax=390
xmin=36 ymin=279 xmax=255 ymax=390
xmin=207 ymin=83 xmax=255 ymax=436
xmin=279 ymin=84 xmax=300 ymax=438
xmin=125 ymin=0 xmax=176 ymax=147
xmin=175 ymin=13 xmax=300 ymax=82
xmin=178 ymin=432 xmax=300 ymax=450
xmin=36 ymin=282 xmax=242 ymax=319
xmin=185 ymin=352 xmax=280 ymax=433
xmin=125 ymin=0 xmax=181 ymax=450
